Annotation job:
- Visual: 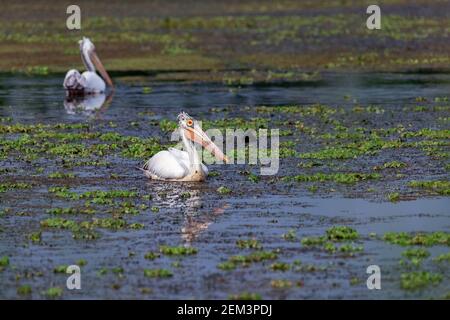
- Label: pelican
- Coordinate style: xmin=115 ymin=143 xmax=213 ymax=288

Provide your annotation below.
xmin=142 ymin=112 xmax=229 ymax=182
xmin=63 ymin=37 xmax=113 ymax=95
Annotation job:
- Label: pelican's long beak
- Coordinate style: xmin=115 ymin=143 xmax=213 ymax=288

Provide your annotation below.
xmin=185 ymin=126 xmax=229 ymax=163
xmin=90 ymin=51 xmax=114 ymax=88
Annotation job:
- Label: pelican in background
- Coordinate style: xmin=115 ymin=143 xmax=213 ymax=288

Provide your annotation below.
xmin=63 ymin=37 xmax=113 ymax=95
xmin=142 ymin=112 xmax=229 ymax=182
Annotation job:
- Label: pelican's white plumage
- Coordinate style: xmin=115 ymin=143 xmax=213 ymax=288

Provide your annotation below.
xmin=143 ymin=148 xmax=208 ymax=180
xmin=63 ymin=37 xmax=113 ymax=94
xmin=142 ymin=113 xmax=227 ymax=182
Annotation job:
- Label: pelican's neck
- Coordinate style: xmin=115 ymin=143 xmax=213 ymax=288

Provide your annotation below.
xmin=81 ymin=49 xmax=95 ymax=72
xmin=181 ymin=129 xmax=202 ymax=173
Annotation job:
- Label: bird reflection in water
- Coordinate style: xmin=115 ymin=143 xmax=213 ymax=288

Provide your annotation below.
xmin=64 ymin=91 xmax=114 ymax=118
xmin=147 ymin=181 xmax=228 ymax=244
xmin=181 ymin=198 xmax=228 ymax=243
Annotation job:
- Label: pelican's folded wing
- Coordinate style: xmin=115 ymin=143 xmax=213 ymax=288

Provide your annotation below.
xmin=143 ymin=150 xmax=189 ymax=180
xmin=168 ymin=148 xmax=208 ymax=175
xmin=63 ymin=69 xmax=87 ymax=91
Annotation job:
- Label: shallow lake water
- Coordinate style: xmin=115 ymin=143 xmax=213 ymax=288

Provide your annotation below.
xmin=0 ymin=72 xmax=449 ymax=299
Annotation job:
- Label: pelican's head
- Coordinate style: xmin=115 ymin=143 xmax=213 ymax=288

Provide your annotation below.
xmin=79 ymin=37 xmax=113 ymax=88
xmin=178 ymin=112 xmax=229 ymax=163
xmin=79 ymin=37 xmax=95 ymax=53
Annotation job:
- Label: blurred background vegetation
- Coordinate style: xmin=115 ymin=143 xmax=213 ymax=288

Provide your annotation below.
xmin=0 ymin=0 xmax=449 ymax=80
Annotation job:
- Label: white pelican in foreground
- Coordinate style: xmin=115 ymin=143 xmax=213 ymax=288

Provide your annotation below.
xmin=63 ymin=37 xmax=113 ymax=95
xmin=142 ymin=112 xmax=229 ymax=182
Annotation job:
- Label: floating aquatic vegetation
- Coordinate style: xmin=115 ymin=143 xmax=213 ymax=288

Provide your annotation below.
xmin=143 ymin=269 xmax=173 ymax=278
xmin=42 ymin=287 xmax=62 ymax=298
xmin=387 ymin=192 xmax=400 ymax=202
xmin=159 ymin=245 xmax=197 ymax=256
xmin=76 ymin=259 xmax=87 ymax=266
xmin=400 ymin=272 xmax=443 ymax=291
xmin=0 ymin=182 xmax=31 ymax=193
xmin=402 ymin=248 xmax=430 ymax=259
xmin=17 ymin=285 xmax=32 ymax=296
xmin=408 ymin=180 xmax=450 ymax=196
xmin=269 ymin=262 xmax=290 ymax=271
xmin=236 ymin=239 xmax=262 ymax=249
xmin=378 ymin=161 xmax=407 ymax=170
xmin=228 ymin=292 xmax=262 ymax=300
xmin=40 ymin=216 xmax=142 ymax=240
xmin=281 ymin=229 xmax=297 ymax=241
xmin=53 ymin=265 xmax=68 ymax=273
xmin=383 ymin=232 xmax=450 ymax=246
xmin=217 ymin=261 xmax=237 ymax=271
xmin=217 ymin=186 xmax=232 ymax=194
xmin=270 ymin=279 xmax=292 ymax=289
xmin=301 ymin=226 xmax=361 ymax=256
xmin=433 ymin=253 xmax=450 ymax=263
xmin=283 ymin=173 xmax=380 ymax=184
xmin=326 ymin=226 xmax=359 ymax=241
xmin=150 ymin=206 xmax=160 ymax=213
xmin=218 ymin=250 xmax=278 ymax=271
xmin=46 ymin=207 xmax=95 ymax=215
xmin=399 ymin=248 xmax=431 ymax=267
xmin=29 ymin=231 xmax=42 ymax=243
xmin=0 ymin=256 xmax=9 ymax=268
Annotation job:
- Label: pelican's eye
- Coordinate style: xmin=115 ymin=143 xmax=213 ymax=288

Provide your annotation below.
xmin=186 ymin=119 xmax=193 ymax=127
